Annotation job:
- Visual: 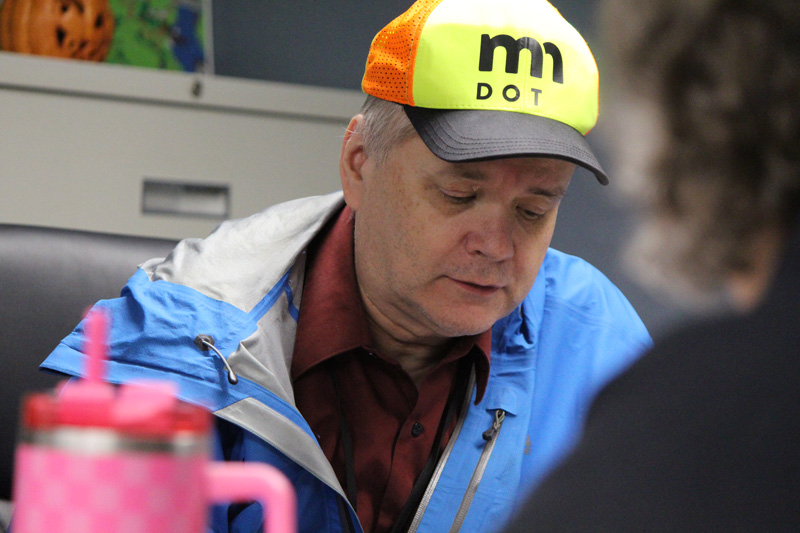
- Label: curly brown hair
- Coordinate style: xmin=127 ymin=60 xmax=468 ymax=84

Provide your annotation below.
xmin=601 ymin=0 xmax=800 ymax=307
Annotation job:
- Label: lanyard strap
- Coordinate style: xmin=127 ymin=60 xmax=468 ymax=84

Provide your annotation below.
xmin=331 ymin=363 xmax=359 ymax=511
xmin=391 ymin=358 xmax=472 ymax=532
xmin=329 ymin=355 xmax=473 ymax=532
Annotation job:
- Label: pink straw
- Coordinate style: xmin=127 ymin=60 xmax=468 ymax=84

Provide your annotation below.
xmin=83 ymin=308 xmax=108 ymax=384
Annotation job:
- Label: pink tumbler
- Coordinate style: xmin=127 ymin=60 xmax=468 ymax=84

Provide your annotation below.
xmin=11 ymin=310 xmax=296 ymax=532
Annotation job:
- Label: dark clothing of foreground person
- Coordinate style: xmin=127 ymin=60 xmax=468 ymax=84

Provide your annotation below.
xmin=506 ymin=0 xmax=800 ymax=530
xmin=506 ymin=221 xmax=800 ymax=531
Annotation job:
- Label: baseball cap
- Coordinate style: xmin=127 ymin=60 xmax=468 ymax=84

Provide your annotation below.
xmin=362 ymin=0 xmax=608 ymax=184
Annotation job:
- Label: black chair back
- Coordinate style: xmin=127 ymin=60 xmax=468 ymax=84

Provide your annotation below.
xmin=0 ymin=224 xmax=177 ymax=500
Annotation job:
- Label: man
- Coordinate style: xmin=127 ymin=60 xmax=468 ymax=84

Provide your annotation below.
xmin=42 ymin=0 xmax=650 ymax=531
xmin=504 ymin=0 xmax=800 ymax=530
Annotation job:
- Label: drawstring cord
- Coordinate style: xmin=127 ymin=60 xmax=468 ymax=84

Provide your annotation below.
xmin=194 ymin=334 xmax=238 ymax=385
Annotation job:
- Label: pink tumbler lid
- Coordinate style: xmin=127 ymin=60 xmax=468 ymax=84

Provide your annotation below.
xmin=22 ymin=392 xmax=211 ymax=437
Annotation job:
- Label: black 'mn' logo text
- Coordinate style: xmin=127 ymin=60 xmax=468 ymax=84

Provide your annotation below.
xmin=478 ymin=34 xmax=564 ymax=84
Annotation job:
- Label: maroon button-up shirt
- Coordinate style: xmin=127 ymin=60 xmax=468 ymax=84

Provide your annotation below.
xmin=292 ymin=206 xmax=491 ymax=532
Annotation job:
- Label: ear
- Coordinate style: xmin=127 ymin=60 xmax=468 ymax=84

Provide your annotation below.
xmin=339 ymin=115 xmax=368 ymax=212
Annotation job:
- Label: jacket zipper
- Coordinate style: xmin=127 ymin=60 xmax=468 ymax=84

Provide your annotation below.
xmin=449 ymin=409 xmax=506 ymax=532
xmin=407 ymin=370 xmax=509 ymax=532
xmin=407 ymin=370 xmax=476 ymax=532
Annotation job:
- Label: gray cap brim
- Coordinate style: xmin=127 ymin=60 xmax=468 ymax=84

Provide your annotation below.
xmin=403 ymin=106 xmax=608 ymax=185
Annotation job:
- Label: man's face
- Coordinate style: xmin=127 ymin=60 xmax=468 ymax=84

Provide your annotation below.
xmin=344 ymin=130 xmax=575 ymax=344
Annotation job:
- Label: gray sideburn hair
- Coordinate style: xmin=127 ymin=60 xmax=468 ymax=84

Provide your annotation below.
xmin=354 ymin=95 xmax=417 ymax=167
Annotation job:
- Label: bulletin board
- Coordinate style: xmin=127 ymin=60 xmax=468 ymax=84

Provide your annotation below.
xmin=0 ymin=0 xmax=210 ymax=72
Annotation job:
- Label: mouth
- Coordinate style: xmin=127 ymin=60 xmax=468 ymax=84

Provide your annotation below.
xmin=449 ymin=278 xmax=504 ymax=296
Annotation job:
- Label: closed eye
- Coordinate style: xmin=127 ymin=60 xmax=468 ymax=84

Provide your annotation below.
xmin=517 ymin=206 xmax=545 ymax=221
xmin=440 ymin=190 xmax=476 ymax=204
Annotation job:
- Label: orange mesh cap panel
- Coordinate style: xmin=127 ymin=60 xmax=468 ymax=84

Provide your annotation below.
xmin=362 ymin=0 xmax=445 ymax=106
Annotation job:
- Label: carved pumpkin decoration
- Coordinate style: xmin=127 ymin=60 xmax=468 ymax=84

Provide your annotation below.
xmin=0 ymin=0 xmax=115 ymax=61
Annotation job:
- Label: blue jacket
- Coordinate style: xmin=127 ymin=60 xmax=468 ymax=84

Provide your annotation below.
xmin=41 ymin=192 xmax=651 ymax=532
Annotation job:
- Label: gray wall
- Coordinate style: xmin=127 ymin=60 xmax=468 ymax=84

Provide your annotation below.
xmin=212 ymin=2 xmax=416 ymax=90
xmin=210 ymin=1 xmax=686 ymax=339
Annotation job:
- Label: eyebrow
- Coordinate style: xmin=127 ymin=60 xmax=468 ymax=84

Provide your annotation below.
xmin=449 ymin=169 xmax=568 ymax=199
xmin=528 ymin=187 xmax=567 ymax=199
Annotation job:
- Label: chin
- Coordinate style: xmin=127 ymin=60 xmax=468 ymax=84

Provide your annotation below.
xmin=428 ymin=312 xmax=500 ymax=338
xmin=415 ymin=296 xmax=514 ymax=338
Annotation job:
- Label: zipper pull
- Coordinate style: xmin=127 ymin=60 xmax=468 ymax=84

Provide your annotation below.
xmin=481 ymin=409 xmax=506 ymax=441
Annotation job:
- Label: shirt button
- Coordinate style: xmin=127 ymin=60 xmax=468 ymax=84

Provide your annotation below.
xmin=411 ymin=422 xmax=424 ymax=437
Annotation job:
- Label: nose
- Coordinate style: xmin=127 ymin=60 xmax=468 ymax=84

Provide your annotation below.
xmin=464 ymin=211 xmax=514 ymax=262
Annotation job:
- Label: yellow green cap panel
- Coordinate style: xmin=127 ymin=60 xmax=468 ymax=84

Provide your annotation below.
xmin=410 ymin=0 xmax=599 ymax=135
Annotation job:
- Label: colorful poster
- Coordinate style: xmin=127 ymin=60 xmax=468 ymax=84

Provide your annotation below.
xmin=107 ymin=0 xmax=207 ymax=72
xmin=0 ymin=0 xmax=209 ymax=72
